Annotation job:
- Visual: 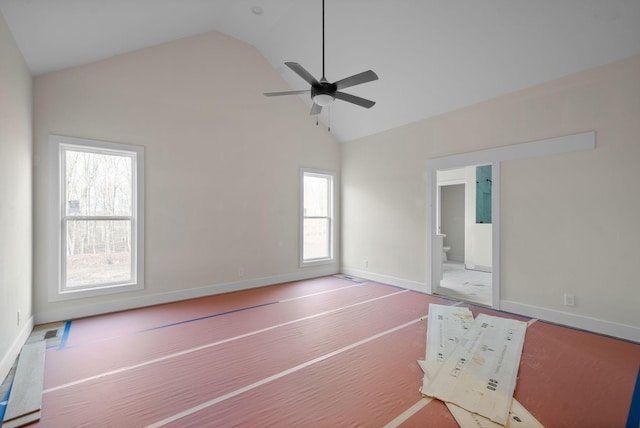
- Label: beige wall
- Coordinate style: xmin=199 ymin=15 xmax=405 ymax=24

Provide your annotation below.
xmin=8 ymin=18 xmax=640 ymax=344
xmin=342 ymin=55 xmax=640 ymax=338
xmin=0 ymin=12 xmax=32 ymax=380
xmin=33 ymin=31 xmax=340 ymax=322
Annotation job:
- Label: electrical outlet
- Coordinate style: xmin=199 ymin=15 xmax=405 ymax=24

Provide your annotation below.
xmin=563 ymin=293 xmax=575 ymax=307
xmin=364 ymin=260 xmax=369 ymax=268
xmin=17 ymin=311 xmax=20 ymax=326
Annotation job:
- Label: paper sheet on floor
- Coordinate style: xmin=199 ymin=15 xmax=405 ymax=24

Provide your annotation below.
xmin=419 ymin=358 xmax=544 ymax=427
xmin=423 ymin=313 xmax=527 ymax=424
xmin=421 ymin=305 xmax=530 ymax=425
xmin=446 ymin=399 xmax=544 ymax=428
xmin=421 ymin=304 xmax=474 ymax=388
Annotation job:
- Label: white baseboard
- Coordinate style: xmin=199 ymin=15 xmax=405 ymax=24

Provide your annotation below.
xmin=337 ymin=269 xmax=638 ymax=343
xmin=500 ymin=300 xmax=639 ymax=343
xmin=33 ymin=266 xmax=637 ymax=344
xmin=341 ymin=267 xmax=426 ymax=292
xmin=0 ymin=316 xmax=34 ymax=386
xmin=35 ymin=266 xmax=339 ymax=325
xmin=464 ymin=264 xmax=492 ymax=273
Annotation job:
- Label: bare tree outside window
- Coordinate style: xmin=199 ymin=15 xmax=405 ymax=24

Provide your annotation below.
xmin=49 ymin=135 xmax=144 ymax=301
xmin=63 ymin=149 xmax=134 ymax=288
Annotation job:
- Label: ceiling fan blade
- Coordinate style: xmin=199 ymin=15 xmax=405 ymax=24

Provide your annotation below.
xmin=310 ymin=103 xmax=323 ymax=115
xmin=334 ymin=91 xmax=376 ymax=109
xmin=264 ymin=90 xmax=310 ymax=97
xmin=285 ymin=62 xmax=320 ymax=86
xmin=334 ymin=70 xmax=378 ymax=90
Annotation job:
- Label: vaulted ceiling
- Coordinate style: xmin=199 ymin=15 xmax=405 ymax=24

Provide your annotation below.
xmin=2 ymin=0 xmax=639 ymax=142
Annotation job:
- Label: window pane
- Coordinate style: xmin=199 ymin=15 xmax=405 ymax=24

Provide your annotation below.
xmin=65 ymin=219 xmax=132 ymax=287
xmin=303 ymin=175 xmax=329 ymax=217
xmin=303 ymin=218 xmax=330 ymax=260
xmin=65 ymin=150 xmax=132 ymax=216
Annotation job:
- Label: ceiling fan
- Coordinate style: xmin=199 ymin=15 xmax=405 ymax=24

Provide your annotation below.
xmin=264 ymin=0 xmax=378 ymax=115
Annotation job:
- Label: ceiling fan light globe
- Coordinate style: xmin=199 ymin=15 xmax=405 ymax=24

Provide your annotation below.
xmin=313 ymin=94 xmax=335 ymax=106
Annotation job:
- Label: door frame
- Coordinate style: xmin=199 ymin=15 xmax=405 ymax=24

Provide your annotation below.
xmin=428 ymin=162 xmax=500 ymax=307
xmin=426 ymin=131 xmax=596 ymax=309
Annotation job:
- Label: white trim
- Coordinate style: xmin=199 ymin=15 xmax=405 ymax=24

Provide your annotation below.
xmin=0 ymin=316 xmax=34 ymax=388
xmin=341 ymin=267 xmax=426 ymax=292
xmin=437 ymin=178 xmax=466 ymax=186
xmin=336 ymin=268 xmax=638 ymax=343
xmin=426 ymin=131 xmax=596 ymax=309
xmin=500 ymin=300 xmax=639 ymax=343
xmin=426 ymin=131 xmax=595 ymax=171
xmin=48 ymin=134 xmax=145 ymax=302
xmin=491 ymin=164 xmax=501 ymax=310
xmin=427 ymin=163 xmax=501 ymax=309
xmin=34 ymin=266 xmax=339 ymax=325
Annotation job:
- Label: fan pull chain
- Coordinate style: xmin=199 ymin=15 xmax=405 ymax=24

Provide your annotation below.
xmin=328 ymin=106 xmax=331 ymax=132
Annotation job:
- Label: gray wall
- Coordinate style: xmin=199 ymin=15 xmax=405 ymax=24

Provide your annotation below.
xmin=440 ymin=184 xmax=465 ymax=262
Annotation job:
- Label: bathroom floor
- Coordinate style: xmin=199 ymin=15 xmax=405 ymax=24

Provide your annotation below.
xmin=437 ymin=261 xmax=492 ymax=306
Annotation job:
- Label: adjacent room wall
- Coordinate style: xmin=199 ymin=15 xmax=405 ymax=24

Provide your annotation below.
xmin=342 ymin=55 xmax=640 ymax=340
xmin=0 ymin=11 xmax=33 ymax=381
xmin=437 ymin=166 xmax=492 ymax=270
xmin=32 ymin=31 xmax=341 ymax=323
xmin=439 ymin=184 xmax=464 ymax=262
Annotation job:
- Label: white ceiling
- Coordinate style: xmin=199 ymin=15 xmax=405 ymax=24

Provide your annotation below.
xmin=2 ymin=0 xmax=640 ymax=142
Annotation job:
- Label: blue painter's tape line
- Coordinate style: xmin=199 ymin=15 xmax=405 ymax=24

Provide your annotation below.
xmin=0 ymin=384 xmax=12 ymax=423
xmin=58 ymin=320 xmax=72 ymax=350
xmin=58 ymin=301 xmax=280 ymax=350
xmin=140 ymin=301 xmax=279 ymax=333
xmin=627 ymin=365 xmax=640 ymax=428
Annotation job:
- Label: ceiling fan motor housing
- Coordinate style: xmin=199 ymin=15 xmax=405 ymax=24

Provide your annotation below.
xmin=311 ymin=81 xmax=337 ymax=106
xmin=263 ymin=0 xmax=378 ymax=114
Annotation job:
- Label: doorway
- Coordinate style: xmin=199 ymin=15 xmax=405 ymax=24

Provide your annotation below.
xmin=425 ymin=131 xmax=596 ymax=310
xmin=435 ymin=166 xmax=493 ymax=306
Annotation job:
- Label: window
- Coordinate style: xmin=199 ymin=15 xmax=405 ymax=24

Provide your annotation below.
xmin=301 ymin=169 xmax=335 ymax=265
xmin=48 ymin=135 xmax=144 ymax=300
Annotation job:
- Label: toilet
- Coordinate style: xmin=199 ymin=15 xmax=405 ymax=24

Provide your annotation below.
xmin=442 ymin=246 xmax=451 ymax=262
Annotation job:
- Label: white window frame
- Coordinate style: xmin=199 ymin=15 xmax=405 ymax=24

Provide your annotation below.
xmin=300 ymin=168 xmax=336 ymax=266
xmin=48 ymin=135 xmax=145 ymax=301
